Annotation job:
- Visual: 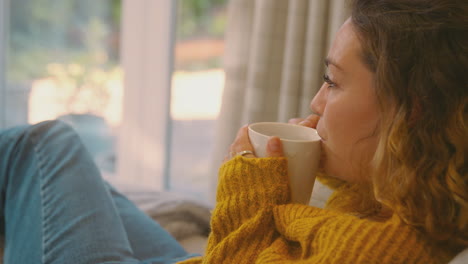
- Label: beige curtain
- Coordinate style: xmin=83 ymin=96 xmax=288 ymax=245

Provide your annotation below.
xmin=209 ymin=0 xmax=348 ymax=200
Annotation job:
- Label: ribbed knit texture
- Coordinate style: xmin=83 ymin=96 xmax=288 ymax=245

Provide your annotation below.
xmin=178 ymin=156 xmax=457 ymax=264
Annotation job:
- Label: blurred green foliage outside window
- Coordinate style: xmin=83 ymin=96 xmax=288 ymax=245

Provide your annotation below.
xmin=8 ymin=0 xmax=121 ymax=83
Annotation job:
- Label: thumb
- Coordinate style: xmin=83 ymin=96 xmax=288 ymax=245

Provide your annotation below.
xmin=299 ymin=114 xmax=320 ymax=129
xmin=266 ymin=136 xmax=284 ymax=157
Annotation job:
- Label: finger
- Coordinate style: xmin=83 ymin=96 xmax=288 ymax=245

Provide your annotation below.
xmin=223 ymin=154 xmax=230 ymax=163
xmin=298 ymin=114 xmax=320 ymax=129
xmin=232 ymin=125 xmax=253 ymax=152
xmin=288 ymin=117 xmax=305 ymax=125
xmin=266 ymin=136 xmax=284 ymax=158
xmin=229 ymin=125 xmax=255 ymax=158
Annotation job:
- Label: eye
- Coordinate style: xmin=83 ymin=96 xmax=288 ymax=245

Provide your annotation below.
xmin=322 ymin=74 xmax=336 ymax=89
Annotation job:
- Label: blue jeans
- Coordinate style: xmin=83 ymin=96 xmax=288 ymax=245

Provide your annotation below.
xmin=0 ymin=121 xmax=196 ymax=264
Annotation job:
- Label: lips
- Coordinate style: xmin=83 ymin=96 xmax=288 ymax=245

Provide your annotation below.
xmin=317 ymin=131 xmax=326 ymax=141
xmin=315 ymin=121 xmax=326 ymax=141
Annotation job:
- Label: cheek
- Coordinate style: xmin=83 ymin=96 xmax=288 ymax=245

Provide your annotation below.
xmin=319 ymin=95 xmax=380 ymax=181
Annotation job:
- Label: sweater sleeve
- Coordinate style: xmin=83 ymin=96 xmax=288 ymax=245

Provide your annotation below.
xmin=178 ymin=156 xmax=291 ymax=264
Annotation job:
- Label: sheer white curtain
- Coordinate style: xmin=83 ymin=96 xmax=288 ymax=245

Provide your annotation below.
xmin=209 ymin=0 xmax=347 ymax=200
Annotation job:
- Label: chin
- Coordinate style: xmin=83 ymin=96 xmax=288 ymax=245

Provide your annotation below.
xmin=321 ymin=158 xmax=358 ymax=183
xmin=319 ymin=144 xmax=363 ymax=183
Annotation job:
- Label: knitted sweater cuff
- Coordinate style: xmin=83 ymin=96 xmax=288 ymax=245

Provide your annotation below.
xmin=216 ymin=156 xmax=290 ymax=206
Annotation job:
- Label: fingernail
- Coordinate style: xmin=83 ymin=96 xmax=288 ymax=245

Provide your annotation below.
xmin=299 ymin=120 xmax=311 ymax=126
xmin=268 ymin=137 xmax=280 ymax=151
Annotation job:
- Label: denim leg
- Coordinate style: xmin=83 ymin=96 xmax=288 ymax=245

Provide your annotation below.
xmin=104 ymin=183 xmax=195 ymax=262
xmin=0 ymin=121 xmax=142 ymax=264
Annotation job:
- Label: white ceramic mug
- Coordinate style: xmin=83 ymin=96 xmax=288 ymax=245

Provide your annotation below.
xmin=248 ymin=122 xmax=321 ymax=204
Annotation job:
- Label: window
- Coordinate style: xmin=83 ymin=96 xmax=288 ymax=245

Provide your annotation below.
xmin=117 ymin=0 xmax=227 ymax=202
xmin=2 ymin=0 xmax=122 ymax=173
xmin=170 ymin=0 xmax=227 ymax=200
xmin=0 ymin=0 xmax=228 ymax=202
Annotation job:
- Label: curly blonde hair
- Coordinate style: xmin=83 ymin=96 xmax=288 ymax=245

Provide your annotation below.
xmin=350 ymin=0 xmax=468 ymax=249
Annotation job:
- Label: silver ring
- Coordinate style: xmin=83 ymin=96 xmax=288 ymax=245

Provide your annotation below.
xmin=236 ymin=150 xmax=254 ymax=157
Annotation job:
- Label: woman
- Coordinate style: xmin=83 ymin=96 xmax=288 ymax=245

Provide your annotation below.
xmin=0 ymin=0 xmax=465 ymax=263
xmin=181 ymin=0 xmax=467 ymax=263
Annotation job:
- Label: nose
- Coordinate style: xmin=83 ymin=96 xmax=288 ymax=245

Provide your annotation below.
xmin=310 ymin=82 xmax=328 ymax=116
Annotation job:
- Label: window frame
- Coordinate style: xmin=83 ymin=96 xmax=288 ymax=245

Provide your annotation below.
xmin=117 ymin=0 xmax=177 ymax=190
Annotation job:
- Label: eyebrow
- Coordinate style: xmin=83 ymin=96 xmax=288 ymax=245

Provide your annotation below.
xmin=324 ymin=57 xmax=344 ymax=72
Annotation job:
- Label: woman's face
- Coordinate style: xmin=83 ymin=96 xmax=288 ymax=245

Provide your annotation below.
xmin=311 ymin=19 xmax=380 ymax=182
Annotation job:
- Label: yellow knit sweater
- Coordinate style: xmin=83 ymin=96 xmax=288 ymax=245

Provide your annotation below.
xmin=178 ymin=156 xmax=456 ymax=264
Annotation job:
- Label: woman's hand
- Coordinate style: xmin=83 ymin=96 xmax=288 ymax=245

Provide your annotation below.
xmin=224 ymin=125 xmax=284 ymax=162
xmin=288 ymin=114 xmax=320 ymax=129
